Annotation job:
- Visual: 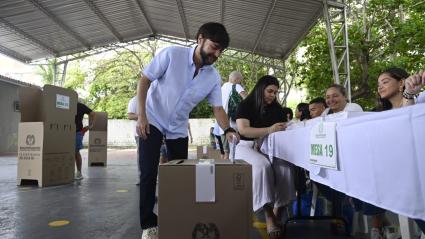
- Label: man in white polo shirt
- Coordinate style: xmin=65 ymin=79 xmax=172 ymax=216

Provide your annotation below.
xmin=127 ymin=95 xmax=141 ymax=185
xmin=136 ymin=22 xmax=238 ymax=239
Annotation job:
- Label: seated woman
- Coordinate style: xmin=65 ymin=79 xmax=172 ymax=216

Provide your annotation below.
xmin=375 ymin=68 xmax=425 ymax=236
xmin=322 ymin=83 xmax=363 ymax=115
xmin=315 ymin=84 xmax=364 ymax=233
xmin=235 ymin=75 xmax=295 ymax=239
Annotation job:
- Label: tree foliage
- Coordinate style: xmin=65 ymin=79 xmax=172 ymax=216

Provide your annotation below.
xmin=294 ymin=0 xmax=425 ymax=110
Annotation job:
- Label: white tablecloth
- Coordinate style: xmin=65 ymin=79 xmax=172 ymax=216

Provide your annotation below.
xmin=262 ymin=103 xmax=425 ymax=221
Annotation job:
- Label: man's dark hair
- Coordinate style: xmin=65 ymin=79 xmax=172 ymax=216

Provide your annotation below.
xmin=196 ymin=22 xmax=229 ymax=49
xmin=309 ymin=97 xmax=327 ymax=107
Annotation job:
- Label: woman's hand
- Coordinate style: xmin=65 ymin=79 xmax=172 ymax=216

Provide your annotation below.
xmin=268 ymin=122 xmax=287 ymax=134
xmin=405 ymin=70 xmax=425 ymax=95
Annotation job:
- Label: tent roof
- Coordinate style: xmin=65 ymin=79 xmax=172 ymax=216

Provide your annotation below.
xmin=0 ymin=0 xmax=324 ymax=63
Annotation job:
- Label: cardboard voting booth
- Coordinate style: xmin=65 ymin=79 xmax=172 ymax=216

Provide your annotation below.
xmin=17 ymin=85 xmax=77 ymax=187
xmin=196 ymin=145 xmax=222 ymax=160
xmin=88 ymin=112 xmax=108 ymax=166
xmin=158 ymin=159 xmax=252 ymax=239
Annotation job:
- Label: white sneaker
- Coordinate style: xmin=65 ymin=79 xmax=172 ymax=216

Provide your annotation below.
xmin=141 ymin=227 xmax=158 ymax=239
xmin=75 ymin=171 xmax=83 ymax=180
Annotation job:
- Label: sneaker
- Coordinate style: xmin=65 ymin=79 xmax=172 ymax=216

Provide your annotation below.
xmin=370 ymin=228 xmax=384 ymax=239
xmin=75 ymin=171 xmax=83 ymax=180
xmin=141 ymin=227 xmax=158 ymax=239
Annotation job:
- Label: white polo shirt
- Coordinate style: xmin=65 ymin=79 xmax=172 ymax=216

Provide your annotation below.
xmin=143 ymin=46 xmax=222 ymax=139
xmin=127 ymin=96 xmax=138 ymax=137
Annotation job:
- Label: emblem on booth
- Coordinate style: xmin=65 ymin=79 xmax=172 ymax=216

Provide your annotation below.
xmin=192 ymin=223 xmax=220 ymax=239
xmin=94 ymin=138 xmax=101 ymax=145
xmin=26 ymin=134 xmax=35 ymax=146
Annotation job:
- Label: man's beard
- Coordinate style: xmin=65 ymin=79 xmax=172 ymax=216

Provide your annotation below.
xmin=200 ymin=43 xmax=217 ymax=66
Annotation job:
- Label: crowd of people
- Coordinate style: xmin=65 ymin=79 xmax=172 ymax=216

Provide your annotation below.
xmin=119 ymin=21 xmax=425 ymax=239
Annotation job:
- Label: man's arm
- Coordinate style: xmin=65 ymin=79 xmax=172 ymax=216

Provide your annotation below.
xmin=127 ymin=113 xmax=138 ymax=120
xmin=213 ymin=106 xmax=239 ymax=143
xmin=239 ymin=91 xmax=248 ymax=99
xmin=88 ymin=111 xmax=96 ymax=129
xmin=137 ymin=74 xmax=151 ymax=139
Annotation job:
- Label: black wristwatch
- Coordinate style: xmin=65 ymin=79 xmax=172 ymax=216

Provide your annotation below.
xmin=224 ymin=127 xmax=236 ymax=135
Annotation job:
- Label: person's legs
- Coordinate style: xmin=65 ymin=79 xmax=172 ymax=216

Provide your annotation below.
xmin=135 ymin=136 xmax=141 ymax=185
xmin=215 ymin=135 xmax=224 ymax=156
xmin=75 ymin=132 xmax=84 ymax=179
xmin=139 ymin=125 xmax=163 ymax=230
xmin=76 ymin=151 xmax=82 ymax=172
xmin=165 ymin=137 xmax=188 ymax=160
xmin=264 ymin=203 xmax=281 ymax=239
xmin=220 ymin=135 xmax=229 ymax=160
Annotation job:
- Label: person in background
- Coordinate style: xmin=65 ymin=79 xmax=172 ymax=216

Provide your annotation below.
xmin=282 ymin=107 xmax=293 ymax=122
xmin=370 ymin=67 xmax=425 ymax=237
xmin=75 ymin=101 xmax=95 ymax=180
xmin=213 ymin=71 xmax=247 ymax=159
xmin=294 ymin=103 xmax=310 ymax=121
xmin=235 ymin=75 xmax=295 ymax=239
xmin=322 ymin=84 xmax=363 ymax=115
xmin=127 ymin=95 xmax=142 ymax=185
xmin=309 ymin=97 xmax=327 ymax=118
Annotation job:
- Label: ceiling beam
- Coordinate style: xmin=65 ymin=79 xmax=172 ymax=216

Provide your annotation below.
xmin=220 ymin=0 xmax=225 ymax=24
xmin=0 ymin=44 xmax=31 ymax=62
xmin=251 ymin=0 xmax=277 ymax=54
xmin=175 ymin=0 xmax=190 ymax=40
xmin=134 ymin=0 xmax=155 ymax=35
xmin=0 ymin=17 xmax=58 ymax=56
xmin=27 ymin=0 xmax=91 ymax=49
xmin=82 ymin=0 xmax=123 ymax=42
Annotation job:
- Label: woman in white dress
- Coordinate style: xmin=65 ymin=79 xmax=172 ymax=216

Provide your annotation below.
xmin=235 ymin=75 xmax=295 ymax=239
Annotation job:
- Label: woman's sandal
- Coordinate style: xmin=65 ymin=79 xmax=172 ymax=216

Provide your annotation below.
xmin=267 ymin=224 xmax=282 ymax=239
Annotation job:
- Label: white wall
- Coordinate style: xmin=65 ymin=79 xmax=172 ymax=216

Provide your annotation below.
xmin=83 ymin=118 xmax=216 ymax=147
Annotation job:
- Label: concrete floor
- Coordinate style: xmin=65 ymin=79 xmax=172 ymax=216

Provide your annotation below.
xmin=0 ymin=148 xmax=353 ymax=239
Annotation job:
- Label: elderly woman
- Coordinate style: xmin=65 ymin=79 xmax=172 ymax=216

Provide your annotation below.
xmin=322 ymin=84 xmax=363 ymax=115
xmin=235 ymin=75 xmax=295 ymax=239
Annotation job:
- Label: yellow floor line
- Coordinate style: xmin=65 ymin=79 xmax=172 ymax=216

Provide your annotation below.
xmin=48 ymin=220 xmax=70 ymax=227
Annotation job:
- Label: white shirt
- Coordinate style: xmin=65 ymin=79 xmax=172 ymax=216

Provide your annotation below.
xmin=127 ymin=96 xmax=138 ymax=137
xmin=143 ymin=46 xmax=222 ymax=139
xmin=213 ymin=82 xmax=245 ymax=135
xmin=321 ymin=102 xmax=363 ymax=116
xmin=416 ymin=92 xmax=425 ymax=104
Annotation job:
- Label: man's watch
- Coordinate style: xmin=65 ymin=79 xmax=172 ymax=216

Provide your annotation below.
xmin=224 ymin=127 xmax=236 ymax=135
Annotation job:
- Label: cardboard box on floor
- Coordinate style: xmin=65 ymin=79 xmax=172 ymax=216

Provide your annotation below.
xmin=88 ymin=112 xmax=108 ymax=167
xmin=196 ymin=145 xmax=222 ymax=160
xmin=158 ymin=159 xmax=252 ymax=239
xmin=17 ymin=85 xmax=77 ymax=187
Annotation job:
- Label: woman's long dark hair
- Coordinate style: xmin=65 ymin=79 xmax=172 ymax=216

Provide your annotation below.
xmin=245 ymin=75 xmax=280 ymax=117
xmin=378 ymin=67 xmax=409 ymax=111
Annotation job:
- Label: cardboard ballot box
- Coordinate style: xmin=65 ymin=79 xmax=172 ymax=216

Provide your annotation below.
xmin=196 ymin=145 xmax=222 ymax=160
xmin=158 ymin=159 xmax=252 ymax=239
xmin=17 ymin=85 xmax=77 ymax=187
xmin=88 ymin=112 xmax=108 ymax=167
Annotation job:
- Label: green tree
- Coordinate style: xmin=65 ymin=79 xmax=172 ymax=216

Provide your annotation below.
xmin=293 ymin=0 xmax=425 ymax=110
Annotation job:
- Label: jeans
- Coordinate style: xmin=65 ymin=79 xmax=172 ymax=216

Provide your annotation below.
xmin=139 ymin=125 xmax=188 ymax=229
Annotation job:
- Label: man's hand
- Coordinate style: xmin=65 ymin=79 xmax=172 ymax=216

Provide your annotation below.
xmin=225 ymin=131 xmax=239 ymax=145
xmin=137 ymin=115 xmax=150 ymax=139
xmin=405 ymin=70 xmax=425 ymax=95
